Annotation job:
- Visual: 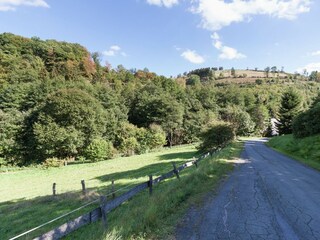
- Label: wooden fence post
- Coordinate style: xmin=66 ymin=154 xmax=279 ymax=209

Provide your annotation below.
xmin=81 ymin=180 xmax=86 ymax=195
xmin=111 ymin=180 xmax=115 ymax=199
xmin=52 ymin=183 xmax=56 ymax=196
xmin=172 ymin=163 xmax=180 ymax=180
xmin=148 ymin=175 xmax=153 ymax=195
xmin=192 ymin=157 xmax=198 ymax=168
xmin=193 ymin=158 xmax=198 ymax=168
xmin=100 ymin=196 xmax=107 ymax=229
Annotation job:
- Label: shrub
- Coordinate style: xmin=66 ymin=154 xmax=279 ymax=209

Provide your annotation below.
xmin=116 ymin=123 xmax=166 ymax=156
xmin=120 ymin=137 xmax=139 ymax=156
xmin=42 ymin=157 xmax=65 ymax=168
xmin=84 ymin=138 xmax=113 ymax=162
xmin=198 ymin=122 xmax=235 ymax=153
xmin=147 ymin=124 xmax=166 ymax=149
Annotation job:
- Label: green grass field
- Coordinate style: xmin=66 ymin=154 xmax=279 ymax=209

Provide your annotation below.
xmin=267 ymin=134 xmax=320 ymax=171
xmin=0 ymin=145 xmax=197 ymax=203
xmin=1 ymin=142 xmax=244 ymax=239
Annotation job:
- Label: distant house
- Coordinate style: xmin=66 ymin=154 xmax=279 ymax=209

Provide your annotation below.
xmin=270 ymin=118 xmax=280 ymax=136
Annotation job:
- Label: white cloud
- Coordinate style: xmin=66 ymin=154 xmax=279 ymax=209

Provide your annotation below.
xmin=311 ymin=50 xmax=320 ymax=56
xmin=103 ymin=45 xmax=126 ymax=57
xmin=211 ymin=32 xmax=246 ymax=60
xmin=0 ymin=0 xmax=49 ymax=11
xmin=174 ymin=45 xmax=182 ymax=51
xmin=219 ymin=46 xmax=247 ymax=60
xmin=110 ymin=45 xmax=121 ymax=51
xmin=192 ymin=0 xmax=311 ymax=31
xmin=146 ymin=0 xmax=179 ymax=8
xmin=181 ymin=49 xmax=205 ymax=64
xmin=297 ymin=62 xmax=320 ymax=73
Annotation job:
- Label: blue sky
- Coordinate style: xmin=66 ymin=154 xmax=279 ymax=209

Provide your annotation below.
xmin=0 ymin=0 xmax=319 ymax=76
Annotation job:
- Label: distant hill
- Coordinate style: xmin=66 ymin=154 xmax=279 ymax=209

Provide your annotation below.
xmin=178 ymin=67 xmax=305 ymax=86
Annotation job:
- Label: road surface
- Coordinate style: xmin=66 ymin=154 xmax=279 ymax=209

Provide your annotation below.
xmin=176 ymin=139 xmax=320 ymax=240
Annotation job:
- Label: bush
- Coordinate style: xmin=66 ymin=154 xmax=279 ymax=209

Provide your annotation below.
xmin=120 ymin=137 xmax=140 ymax=156
xmin=42 ymin=157 xmax=65 ymax=168
xmin=198 ymin=122 xmax=235 ymax=153
xmin=84 ymin=138 xmax=113 ymax=162
xmin=116 ymin=123 xmax=166 ymax=156
xmin=147 ymin=124 xmax=166 ymax=149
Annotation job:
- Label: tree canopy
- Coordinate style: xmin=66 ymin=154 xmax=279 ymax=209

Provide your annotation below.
xmin=0 ymin=33 xmax=319 ymax=166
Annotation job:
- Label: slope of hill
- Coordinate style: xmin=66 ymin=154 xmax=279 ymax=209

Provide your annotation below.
xmin=0 ymin=33 xmax=319 ymax=167
xmin=267 ymin=134 xmax=320 ymax=170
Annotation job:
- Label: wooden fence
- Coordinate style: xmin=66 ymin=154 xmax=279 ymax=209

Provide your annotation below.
xmin=32 ymin=152 xmax=213 ymax=240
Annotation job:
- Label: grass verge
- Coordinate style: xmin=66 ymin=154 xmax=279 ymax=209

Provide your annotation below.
xmin=67 ymin=141 xmax=243 ymax=240
xmin=267 ymin=134 xmax=320 ymax=171
xmin=1 ymin=142 xmax=243 ymax=239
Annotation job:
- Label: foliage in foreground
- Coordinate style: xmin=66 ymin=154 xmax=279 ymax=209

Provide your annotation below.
xmin=67 ymin=141 xmax=243 ymax=240
xmin=1 ymin=143 xmax=243 ymax=240
xmin=267 ymin=134 xmax=320 ymax=171
xmin=0 ymin=145 xmax=197 ymax=239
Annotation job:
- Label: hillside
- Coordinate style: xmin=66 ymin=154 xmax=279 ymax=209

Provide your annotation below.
xmin=180 ymin=67 xmax=306 ymax=86
xmin=215 ymin=69 xmax=289 ymax=79
xmin=267 ymin=134 xmax=320 ymax=170
xmin=0 ymin=33 xmax=320 ymax=168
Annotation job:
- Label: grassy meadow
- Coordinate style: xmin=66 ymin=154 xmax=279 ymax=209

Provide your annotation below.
xmin=1 ymin=142 xmax=244 ymax=239
xmin=267 ymin=134 xmax=320 ymax=171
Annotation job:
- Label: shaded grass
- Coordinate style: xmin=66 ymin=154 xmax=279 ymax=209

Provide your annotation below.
xmin=1 ymin=145 xmax=198 ymax=239
xmin=0 ymin=145 xmax=197 ymax=203
xmin=1 ymin=142 xmax=244 ymax=239
xmin=267 ymin=134 xmax=320 ymax=171
xmin=66 ymin=141 xmax=244 ymax=240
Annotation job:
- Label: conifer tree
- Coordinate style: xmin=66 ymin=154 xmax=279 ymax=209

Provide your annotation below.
xmin=277 ymin=88 xmax=301 ymax=135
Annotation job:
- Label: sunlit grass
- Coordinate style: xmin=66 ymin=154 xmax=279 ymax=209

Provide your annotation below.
xmin=1 ymin=145 xmax=198 ymax=239
xmin=267 ymin=134 xmax=320 ymax=171
xmin=0 ymin=145 xmax=197 ymax=203
xmin=1 ymin=142 xmax=244 ymax=239
xmin=67 ymin=141 xmax=244 ymax=240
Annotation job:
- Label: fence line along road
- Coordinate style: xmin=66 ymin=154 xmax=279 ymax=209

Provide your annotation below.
xmin=11 ymin=150 xmax=217 ymax=240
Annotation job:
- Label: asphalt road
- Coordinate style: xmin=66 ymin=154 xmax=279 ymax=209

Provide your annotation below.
xmin=176 ymin=139 xmax=320 ymax=240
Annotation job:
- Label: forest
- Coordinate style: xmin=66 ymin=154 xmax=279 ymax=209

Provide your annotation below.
xmin=1 ymin=33 xmax=320 ymax=166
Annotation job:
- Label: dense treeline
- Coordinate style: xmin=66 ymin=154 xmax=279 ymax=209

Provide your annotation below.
xmin=0 ymin=33 xmax=319 ymax=166
xmin=293 ymin=92 xmax=320 ymax=138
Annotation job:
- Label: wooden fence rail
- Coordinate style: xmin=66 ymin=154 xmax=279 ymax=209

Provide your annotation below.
xmin=32 ymin=150 xmax=218 ymax=240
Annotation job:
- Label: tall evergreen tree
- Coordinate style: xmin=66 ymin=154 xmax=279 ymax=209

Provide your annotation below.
xmin=277 ymin=88 xmax=301 ymax=135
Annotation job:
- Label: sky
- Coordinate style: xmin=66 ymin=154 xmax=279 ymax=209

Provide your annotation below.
xmin=0 ymin=0 xmax=320 ymax=77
